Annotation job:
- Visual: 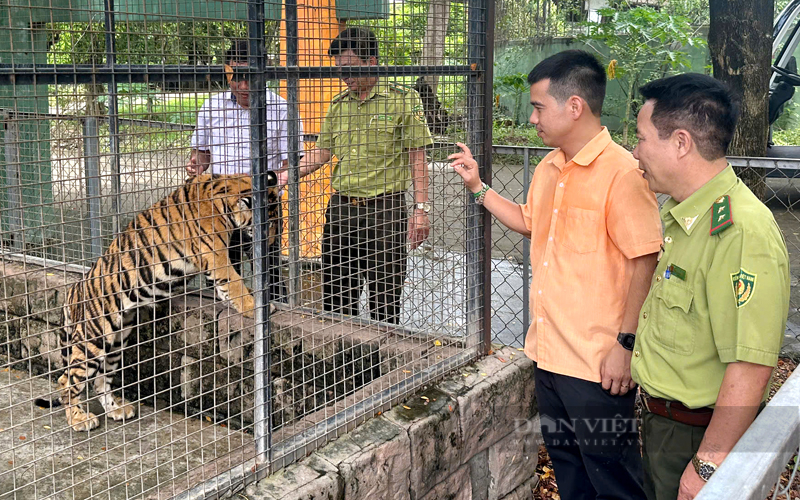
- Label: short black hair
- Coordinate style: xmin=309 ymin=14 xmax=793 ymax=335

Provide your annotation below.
xmin=527 ymin=50 xmax=606 ymax=117
xmin=639 ymin=73 xmax=740 ymax=161
xmin=328 ymin=27 xmax=378 ymax=62
xmin=225 ymin=40 xmax=249 ymax=65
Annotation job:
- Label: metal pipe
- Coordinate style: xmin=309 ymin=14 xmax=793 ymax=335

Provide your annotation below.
xmin=82 ymin=117 xmax=103 ymax=258
xmin=103 ymin=0 xmax=122 ymax=235
xmin=248 ymin=0 xmax=273 ymax=471
xmin=466 ymin=0 xmax=491 ymax=354
xmin=3 ymin=116 xmax=22 ymax=251
xmin=522 ymin=148 xmax=530 ymax=341
xmin=0 ymin=64 xmax=480 ymax=86
xmin=285 ymin=0 xmax=301 ymax=308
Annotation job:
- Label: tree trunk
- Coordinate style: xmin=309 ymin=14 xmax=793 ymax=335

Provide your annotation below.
xmin=708 ymin=0 xmax=772 ymax=200
xmin=421 ymin=0 xmax=451 ymax=92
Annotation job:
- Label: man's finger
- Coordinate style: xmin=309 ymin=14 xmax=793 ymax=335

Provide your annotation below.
xmin=601 ymin=373 xmax=612 ymax=391
xmin=609 ymin=378 xmax=621 ymax=396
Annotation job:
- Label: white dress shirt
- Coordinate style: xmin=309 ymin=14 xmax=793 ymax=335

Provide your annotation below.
xmin=191 ymin=89 xmax=303 ymax=174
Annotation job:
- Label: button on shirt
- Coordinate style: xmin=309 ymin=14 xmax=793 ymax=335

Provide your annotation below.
xmin=191 ymin=89 xmax=302 ymax=174
xmin=316 ymin=81 xmax=433 ymax=198
xmin=520 ymin=127 xmax=662 ymax=382
xmin=631 ymin=166 xmax=789 ymax=408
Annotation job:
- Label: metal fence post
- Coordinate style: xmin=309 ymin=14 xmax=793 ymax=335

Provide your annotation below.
xmin=3 ymin=115 xmax=23 ymax=251
xmin=466 ymin=0 xmax=493 ymax=354
xmin=82 ymin=117 xmax=103 ymax=258
xmin=521 ymin=148 xmax=530 ymax=340
xmin=285 ymin=0 xmax=301 ymax=308
xmin=104 ymin=0 xmax=122 ymax=235
xmin=249 ymin=0 xmax=273 ymax=473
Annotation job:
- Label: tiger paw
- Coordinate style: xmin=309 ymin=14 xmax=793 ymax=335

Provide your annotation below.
xmin=67 ymin=409 xmax=100 ymax=432
xmin=108 ymin=402 xmax=136 ymax=421
xmin=236 ymin=295 xmax=256 ymax=318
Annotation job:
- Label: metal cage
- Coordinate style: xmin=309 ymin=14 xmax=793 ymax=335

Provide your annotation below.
xmin=0 ymin=0 xmax=494 ymax=497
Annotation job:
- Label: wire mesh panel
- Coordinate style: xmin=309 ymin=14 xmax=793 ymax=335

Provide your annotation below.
xmin=487 ymin=152 xmax=800 ymax=361
xmin=0 ymin=0 xmax=492 ymax=498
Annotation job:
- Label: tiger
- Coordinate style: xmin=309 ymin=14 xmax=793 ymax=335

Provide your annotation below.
xmin=35 ymin=172 xmax=281 ymax=432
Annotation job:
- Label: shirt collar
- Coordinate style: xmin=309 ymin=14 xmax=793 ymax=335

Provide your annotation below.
xmin=663 ymin=164 xmax=738 ymax=236
xmin=547 ymin=127 xmax=613 ymax=170
xmin=344 ymin=80 xmax=388 ymax=101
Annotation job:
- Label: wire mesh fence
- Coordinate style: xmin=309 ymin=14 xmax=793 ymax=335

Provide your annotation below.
xmin=0 ymin=0 xmax=492 ymax=497
xmin=488 ymin=147 xmax=800 ymax=355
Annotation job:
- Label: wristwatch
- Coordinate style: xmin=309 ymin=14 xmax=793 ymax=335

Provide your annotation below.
xmin=617 ymin=332 xmax=636 ymax=351
xmin=692 ymin=454 xmax=718 ymax=482
xmin=415 ymin=202 xmax=432 ymax=213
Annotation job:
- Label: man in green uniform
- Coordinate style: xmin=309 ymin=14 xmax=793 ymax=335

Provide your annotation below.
xmin=630 ymin=73 xmax=790 ymax=500
xmin=292 ymin=27 xmax=433 ymax=323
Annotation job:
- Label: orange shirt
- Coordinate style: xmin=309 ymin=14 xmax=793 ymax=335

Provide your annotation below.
xmin=520 ymin=127 xmax=662 ymax=382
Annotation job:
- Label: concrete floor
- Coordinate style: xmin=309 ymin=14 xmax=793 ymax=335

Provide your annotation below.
xmin=0 ymin=367 xmax=253 ymax=500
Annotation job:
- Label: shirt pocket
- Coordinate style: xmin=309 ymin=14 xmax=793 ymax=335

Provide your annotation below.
xmin=562 ymin=207 xmax=603 ymax=254
xmin=368 ymin=122 xmax=397 ymax=153
xmin=652 ymin=280 xmax=697 ymax=355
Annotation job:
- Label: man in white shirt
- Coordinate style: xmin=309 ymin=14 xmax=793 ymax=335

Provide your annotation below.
xmin=187 ymin=40 xmax=303 ymax=302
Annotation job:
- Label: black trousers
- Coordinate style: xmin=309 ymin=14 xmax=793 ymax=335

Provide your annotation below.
xmin=229 ymin=203 xmax=286 ymax=303
xmin=322 ymin=192 xmax=408 ymax=324
xmin=534 ymin=364 xmax=646 ymax=500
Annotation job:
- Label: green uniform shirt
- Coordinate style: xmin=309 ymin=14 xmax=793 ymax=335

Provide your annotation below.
xmin=631 ymin=165 xmax=789 ymax=409
xmin=317 ymin=81 xmax=434 ymax=197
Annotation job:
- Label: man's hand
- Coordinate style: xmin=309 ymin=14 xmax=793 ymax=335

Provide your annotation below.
xmin=186 ymin=150 xmax=210 ymax=175
xmin=276 ymin=169 xmax=289 ymax=188
xmin=600 ymin=342 xmax=636 ymax=396
xmin=449 ymin=142 xmax=483 ymax=193
xmin=677 ymin=460 xmax=705 ymax=500
xmin=408 ymin=211 xmax=430 ymax=250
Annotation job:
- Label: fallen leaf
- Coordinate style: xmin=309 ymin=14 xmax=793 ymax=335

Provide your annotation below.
xmin=517 ymin=347 xmax=524 ymax=351
xmin=402 ymin=405 xmax=411 ymax=410
xmin=462 ymin=373 xmax=470 ymax=377
xmin=220 ymin=423 xmax=227 ymax=428
xmin=434 ymin=340 xmax=442 ymax=346
xmin=420 ymin=396 xmax=429 ymax=401
xmin=77 ymin=456 xmax=83 ymax=460
xmin=448 ymin=405 xmax=453 ymax=412
xmin=205 ymin=416 xmax=212 ymax=422
xmin=46 ymin=273 xmax=54 ymax=276
xmin=18 ymin=436 xmax=25 ymax=440
xmin=101 ymin=447 xmax=106 ymax=451
xmin=481 ymin=373 xmax=487 ymax=376
xmin=498 ymin=357 xmax=507 ymax=362
xmin=42 ymin=425 xmax=50 ymax=430
xmin=402 ymin=370 xmax=411 ymax=374
xmin=7 ymin=461 xmax=12 ymax=465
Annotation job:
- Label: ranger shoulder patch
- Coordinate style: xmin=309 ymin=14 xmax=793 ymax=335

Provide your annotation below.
xmin=731 ymin=268 xmax=757 ymax=308
xmin=331 ymin=90 xmax=349 ymax=103
xmin=710 ymin=195 xmax=733 ymax=235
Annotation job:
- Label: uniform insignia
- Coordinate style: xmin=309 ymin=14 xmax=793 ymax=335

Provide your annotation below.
xmin=731 ymin=268 xmax=757 ymax=308
xmin=412 ymin=104 xmax=426 ymax=122
xmin=331 ymin=90 xmax=349 ymax=103
xmin=683 ymin=215 xmax=698 ymax=231
xmin=666 ymin=264 xmax=686 ymax=281
xmin=710 ymin=195 xmax=733 ymax=235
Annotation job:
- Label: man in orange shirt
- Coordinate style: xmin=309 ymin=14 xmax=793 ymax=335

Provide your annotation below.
xmin=451 ymin=50 xmax=662 ymax=499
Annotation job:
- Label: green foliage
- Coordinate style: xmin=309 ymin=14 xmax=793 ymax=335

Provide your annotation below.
xmin=351 ymin=1 xmax=467 ymax=66
xmin=493 ymin=73 xmax=530 ymax=122
xmin=578 ymin=3 xmax=706 ymax=145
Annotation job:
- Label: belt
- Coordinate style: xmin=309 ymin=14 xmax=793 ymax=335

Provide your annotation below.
xmin=335 ymin=192 xmax=402 ymax=207
xmin=640 ymin=390 xmax=713 ymax=427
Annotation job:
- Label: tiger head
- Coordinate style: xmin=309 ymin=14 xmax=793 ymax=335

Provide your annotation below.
xmin=192 ymin=172 xmax=278 ymax=242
